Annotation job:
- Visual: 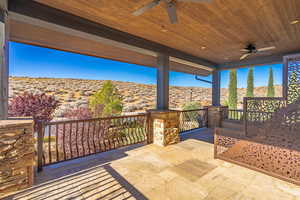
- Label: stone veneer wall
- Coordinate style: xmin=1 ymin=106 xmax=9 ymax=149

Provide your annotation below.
xmin=148 ymin=110 xmax=180 ymax=146
xmin=0 ymin=120 xmax=35 ymax=198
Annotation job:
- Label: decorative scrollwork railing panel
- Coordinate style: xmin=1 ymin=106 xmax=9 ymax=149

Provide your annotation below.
xmin=214 ymin=127 xmax=300 ymax=185
xmin=244 ymin=97 xmax=287 ymax=136
xmin=178 ymin=109 xmax=208 ymax=133
xmin=244 ymin=97 xmax=287 ymax=113
xmin=285 ymin=55 xmax=300 ymax=104
xmin=37 ymin=114 xmax=148 ymax=168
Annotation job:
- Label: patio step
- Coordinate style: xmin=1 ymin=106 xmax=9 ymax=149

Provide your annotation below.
xmin=222 ymin=120 xmax=244 ymax=131
xmin=218 ymin=127 xmax=245 ymax=137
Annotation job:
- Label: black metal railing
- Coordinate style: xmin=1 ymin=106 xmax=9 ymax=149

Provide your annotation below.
xmin=227 ymin=109 xmax=243 ymax=121
xmin=37 ymin=114 xmax=148 ymax=170
xmin=36 ymin=108 xmax=211 ymax=170
xmin=178 ymin=109 xmax=208 ymax=133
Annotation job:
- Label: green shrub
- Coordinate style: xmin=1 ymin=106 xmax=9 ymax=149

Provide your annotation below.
xmin=43 ymin=136 xmax=56 ymax=143
xmin=223 ymin=100 xmax=229 ymax=106
xmin=182 ymin=101 xmax=202 ymax=110
xmin=89 ymin=80 xmax=123 ymax=117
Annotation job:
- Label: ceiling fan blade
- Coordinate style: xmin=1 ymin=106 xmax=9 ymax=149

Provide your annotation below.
xmin=257 ymin=46 xmax=276 ymax=52
xmin=177 ymin=0 xmax=212 ymax=2
xmin=240 ymin=49 xmax=249 ymax=52
xmin=240 ymin=53 xmax=250 ymax=60
xmin=256 ymin=51 xmax=270 ymax=55
xmin=133 ymin=0 xmax=160 ymax=16
xmin=166 ymin=2 xmax=178 ymax=24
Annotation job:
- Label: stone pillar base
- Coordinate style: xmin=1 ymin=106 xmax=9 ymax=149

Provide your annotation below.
xmin=0 ymin=120 xmax=35 ymax=198
xmin=204 ymin=106 xmax=228 ymax=128
xmin=147 ymin=110 xmax=180 ymax=147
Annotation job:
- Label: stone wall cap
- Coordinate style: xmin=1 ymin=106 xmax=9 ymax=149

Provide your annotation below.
xmin=0 ymin=120 xmax=34 ymax=128
xmin=204 ymin=106 xmax=228 ymax=108
xmin=147 ymin=109 xmax=179 ymax=114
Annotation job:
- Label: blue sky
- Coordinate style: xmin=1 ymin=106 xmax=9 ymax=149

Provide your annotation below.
xmin=9 ymin=42 xmax=283 ymax=88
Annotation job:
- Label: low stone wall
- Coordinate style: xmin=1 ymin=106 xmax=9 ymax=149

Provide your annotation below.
xmin=0 ymin=120 xmax=35 ymax=198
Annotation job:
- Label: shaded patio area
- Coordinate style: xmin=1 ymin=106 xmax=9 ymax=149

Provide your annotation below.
xmin=180 ymin=128 xmax=214 ymax=144
xmin=6 ymin=129 xmax=300 ymax=200
xmin=1 ymin=0 xmax=300 ymax=198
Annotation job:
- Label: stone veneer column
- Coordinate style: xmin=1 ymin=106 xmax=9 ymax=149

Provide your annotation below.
xmin=205 ymin=106 xmax=228 ymax=128
xmin=0 ymin=120 xmax=35 ymax=198
xmin=147 ymin=110 xmax=180 ymax=146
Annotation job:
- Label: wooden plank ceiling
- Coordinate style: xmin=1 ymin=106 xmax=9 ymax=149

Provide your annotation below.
xmin=33 ymin=0 xmax=300 ymax=65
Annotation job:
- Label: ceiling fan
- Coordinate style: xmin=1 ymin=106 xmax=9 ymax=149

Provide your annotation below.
xmin=133 ymin=0 xmax=212 ymax=24
xmin=240 ymin=44 xmax=276 ymax=60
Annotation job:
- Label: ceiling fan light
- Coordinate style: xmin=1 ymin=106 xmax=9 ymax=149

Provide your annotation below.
xmin=290 ymin=20 xmax=299 ymax=25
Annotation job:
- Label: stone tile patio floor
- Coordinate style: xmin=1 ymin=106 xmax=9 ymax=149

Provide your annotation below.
xmin=6 ymin=128 xmax=300 ymax=200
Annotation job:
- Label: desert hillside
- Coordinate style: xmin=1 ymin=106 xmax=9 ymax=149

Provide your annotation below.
xmin=9 ymin=77 xmax=282 ymax=117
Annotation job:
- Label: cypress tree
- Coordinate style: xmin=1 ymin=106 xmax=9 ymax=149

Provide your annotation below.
xmin=228 ymin=69 xmax=237 ymax=109
xmin=267 ymin=67 xmax=275 ymax=97
xmin=246 ymin=68 xmax=254 ymax=97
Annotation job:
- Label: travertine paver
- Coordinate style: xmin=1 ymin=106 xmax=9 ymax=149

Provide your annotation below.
xmin=7 ymin=129 xmax=300 ymax=200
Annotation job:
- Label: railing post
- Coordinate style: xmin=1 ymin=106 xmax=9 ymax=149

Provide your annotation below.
xmin=243 ymin=97 xmax=248 ymax=136
xmin=146 ymin=112 xmax=153 ymax=144
xmin=205 ymin=106 xmax=228 ymax=128
xmin=37 ymin=121 xmax=44 ymax=172
xmin=146 ymin=110 xmax=179 ymax=146
xmin=205 ymin=107 xmax=209 ymax=128
xmin=178 ymin=111 xmax=182 ymax=133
